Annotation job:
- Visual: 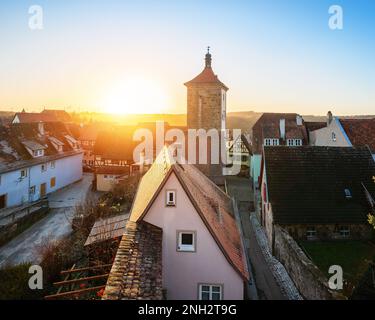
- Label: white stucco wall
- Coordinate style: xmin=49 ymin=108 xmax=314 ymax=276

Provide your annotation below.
xmin=143 ymin=172 xmax=244 ymax=300
xmin=96 ymin=174 xmax=118 ymax=192
xmin=309 ymin=118 xmax=351 ymax=147
xmin=0 ymin=153 xmax=83 ymax=208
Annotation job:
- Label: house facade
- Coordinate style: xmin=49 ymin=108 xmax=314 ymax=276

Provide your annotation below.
xmin=310 ymin=111 xmax=375 ymax=161
xmin=260 ymin=146 xmax=375 ymax=250
xmin=103 ymin=147 xmax=249 ymax=300
xmin=250 ymin=113 xmax=308 ymax=187
xmin=0 ymin=122 xmax=83 ymax=209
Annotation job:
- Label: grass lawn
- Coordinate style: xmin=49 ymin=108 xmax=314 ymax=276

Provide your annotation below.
xmin=300 ymin=240 xmax=375 ymax=292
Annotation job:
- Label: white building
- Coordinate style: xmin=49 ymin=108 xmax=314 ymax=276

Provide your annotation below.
xmin=0 ymin=122 xmax=83 ymax=209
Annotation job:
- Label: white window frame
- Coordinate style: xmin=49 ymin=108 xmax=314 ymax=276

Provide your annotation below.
xmin=50 ymin=161 xmax=56 ymax=169
xmin=332 ymin=132 xmax=337 ymax=142
xmin=20 ymin=169 xmax=27 ymax=178
xmin=177 ymin=231 xmax=196 ymax=252
xmin=198 ymin=284 xmax=223 ymax=300
xmin=306 ymin=226 xmax=317 ymax=239
xmin=41 ymin=164 xmax=47 ymax=172
xmin=339 ymin=226 xmax=350 ymax=238
xmin=166 ymin=190 xmax=176 ymax=206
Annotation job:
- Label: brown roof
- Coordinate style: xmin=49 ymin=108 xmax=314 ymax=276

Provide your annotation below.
xmin=103 ymin=221 xmax=163 ymax=300
xmin=304 ymin=121 xmax=327 ymax=132
xmin=41 ymin=109 xmax=72 ymax=122
xmin=0 ymin=122 xmax=81 ymax=174
xmin=184 ymin=67 xmax=228 ymax=90
xmin=85 ymin=214 xmax=129 ymax=246
xmin=129 ymin=147 xmax=249 ymax=281
xmin=340 ymin=119 xmax=375 ymax=152
xmin=78 ymin=125 xmax=99 ymax=141
xmin=252 ymin=113 xmax=308 ymax=153
xmin=13 ymin=112 xmax=57 ymax=123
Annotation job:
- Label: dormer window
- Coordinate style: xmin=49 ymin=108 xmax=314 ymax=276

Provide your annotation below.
xmin=166 ymin=190 xmax=176 ymax=206
xmin=33 ymin=149 xmax=44 ymax=157
xmin=287 ymin=139 xmax=302 ymax=146
xmin=264 ymin=138 xmax=279 ymax=146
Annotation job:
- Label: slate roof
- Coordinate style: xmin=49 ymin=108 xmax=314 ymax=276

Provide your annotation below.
xmin=102 ymin=221 xmax=163 ymax=300
xmin=263 ymin=146 xmax=375 ymax=225
xmin=129 ymin=147 xmax=249 ymax=281
xmin=340 ymin=119 xmax=375 ymax=152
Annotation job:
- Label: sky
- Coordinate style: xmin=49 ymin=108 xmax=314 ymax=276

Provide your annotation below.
xmin=0 ymin=0 xmax=374 ymax=115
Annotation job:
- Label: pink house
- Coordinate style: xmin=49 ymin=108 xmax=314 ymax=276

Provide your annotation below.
xmin=103 ymin=147 xmax=249 ymax=300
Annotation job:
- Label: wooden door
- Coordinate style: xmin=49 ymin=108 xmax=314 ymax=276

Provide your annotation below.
xmin=40 ymin=183 xmax=47 ymax=197
xmin=0 ymin=194 xmax=6 ymax=209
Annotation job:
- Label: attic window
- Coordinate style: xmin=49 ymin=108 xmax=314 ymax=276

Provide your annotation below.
xmin=166 ymin=190 xmax=176 ymax=206
xmin=332 ymin=132 xmax=337 ymax=142
xmin=344 ymin=188 xmax=352 ymax=199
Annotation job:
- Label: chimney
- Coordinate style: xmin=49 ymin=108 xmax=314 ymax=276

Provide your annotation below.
xmin=296 ymin=115 xmax=303 ymax=126
xmin=279 ymin=119 xmax=285 ymax=140
xmin=38 ymin=122 xmax=45 ymax=136
xmin=327 ymin=111 xmax=333 ymax=125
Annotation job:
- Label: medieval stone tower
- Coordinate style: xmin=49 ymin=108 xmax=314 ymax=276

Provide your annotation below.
xmin=184 ymin=48 xmax=228 ymax=182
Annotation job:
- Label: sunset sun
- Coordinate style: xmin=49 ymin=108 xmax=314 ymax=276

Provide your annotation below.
xmin=103 ymin=77 xmax=170 ymax=114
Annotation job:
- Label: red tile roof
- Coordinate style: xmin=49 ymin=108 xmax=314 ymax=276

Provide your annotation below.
xmin=184 ymin=67 xmax=228 ymax=90
xmin=13 ymin=112 xmax=57 ymax=123
xmin=129 ymin=147 xmax=249 ymax=281
xmin=41 ymin=109 xmax=72 ymax=122
xmin=340 ymin=119 xmax=375 ymax=152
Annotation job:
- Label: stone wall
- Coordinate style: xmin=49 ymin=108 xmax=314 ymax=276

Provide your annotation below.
xmin=273 ymin=225 xmax=345 ymax=300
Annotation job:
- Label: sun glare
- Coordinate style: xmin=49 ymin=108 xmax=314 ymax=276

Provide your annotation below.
xmin=103 ymin=77 xmax=170 ymax=114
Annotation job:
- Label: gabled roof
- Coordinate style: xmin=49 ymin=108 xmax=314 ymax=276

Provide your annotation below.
xmin=0 ymin=122 xmax=81 ymax=174
xmin=263 ymin=146 xmax=375 ymax=225
xmin=21 ymin=140 xmax=47 ymax=151
xmin=41 ymin=109 xmax=72 ymax=122
xmin=340 ymin=119 xmax=375 ymax=152
xmin=13 ymin=112 xmax=57 ymax=123
xmin=252 ymin=113 xmax=308 ymax=153
xmin=304 ymin=121 xmax=327 ymax=132
xmin=129 ymin=147 xmax=249 ymax=281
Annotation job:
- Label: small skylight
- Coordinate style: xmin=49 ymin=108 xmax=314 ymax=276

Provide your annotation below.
xmin=344 ymin=188 xmax=352 ymax=199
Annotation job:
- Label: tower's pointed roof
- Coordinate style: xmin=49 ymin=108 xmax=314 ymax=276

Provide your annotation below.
xmin=184 ymin=48 xmax=228 ymax=90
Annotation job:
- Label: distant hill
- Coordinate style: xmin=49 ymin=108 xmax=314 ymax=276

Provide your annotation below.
xmin=2 ymin=110 xmax=374 ymax=134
